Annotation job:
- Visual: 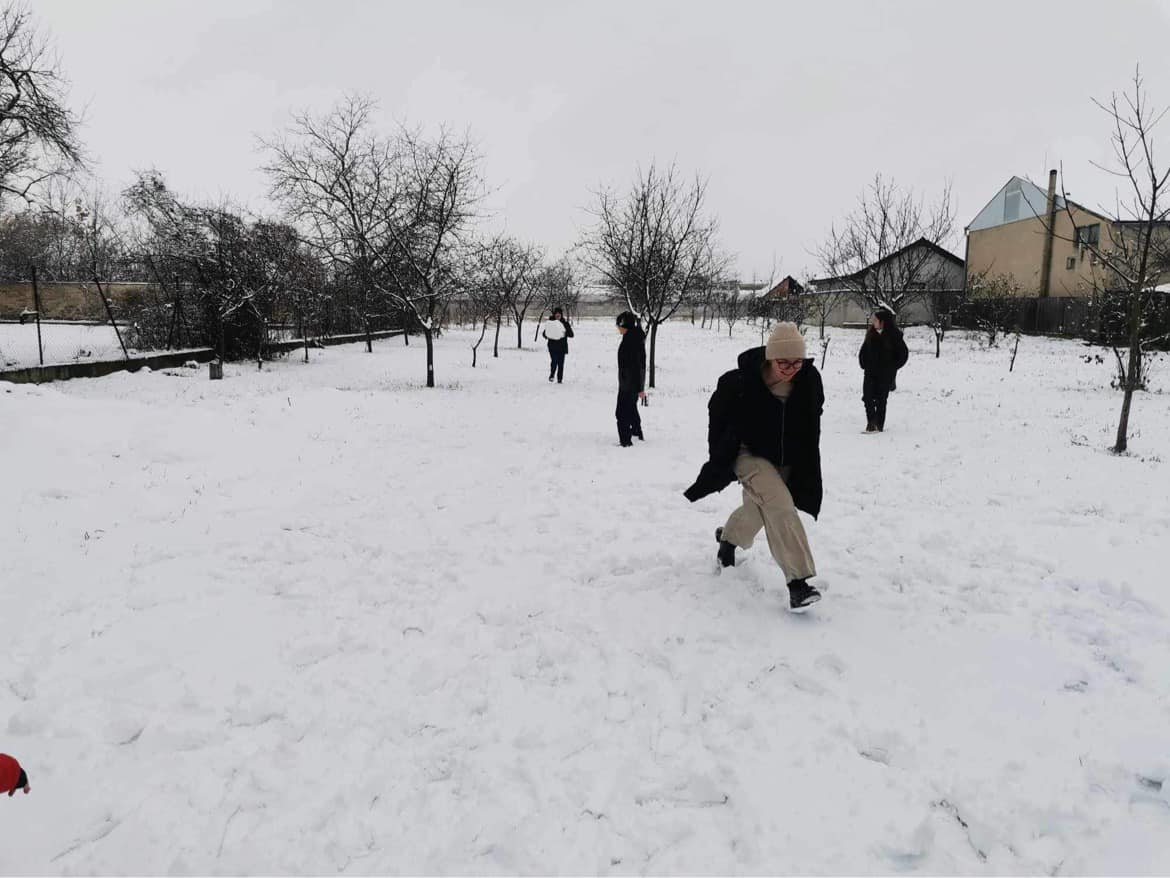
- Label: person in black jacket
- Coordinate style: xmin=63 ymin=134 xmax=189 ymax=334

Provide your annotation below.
xmin=615 ymin=311 xmax=647 ymax=446
xmin=858 ymin=306 xmax=909 ymax=432
xmin=541 ymin=306 xmax=574 ymax=383
xmin=684 ymin=322 xmax=824 ymax=610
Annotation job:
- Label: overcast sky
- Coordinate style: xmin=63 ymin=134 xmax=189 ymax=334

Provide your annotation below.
xmin=33 ymin=0 xmax=1170 ymax=281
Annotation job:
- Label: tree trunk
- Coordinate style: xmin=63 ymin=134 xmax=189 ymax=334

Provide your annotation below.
xmin=472 ymin=317 xmax=488 ymax=367
xmin=1113 ymin=308 xmax=1144 ymax=453
xmin=935 ymin=328 xmax=941 ymax=358
xmin=402 ymin=307 xmax=410 ymax=345
xmin=363 ymin=317 xmax=373 ymax=353
xmin=533 ymin=317 xmax=542 ymax=343
xmin=424 ymin=327 xmax=435 ymax=388
xmin=493 ymin=314 xmax=501 ymax=357
xmin=516 ymin=317 xmax=523 ymax=349
xmin=648 ymin=321 xmax=658 ymax=388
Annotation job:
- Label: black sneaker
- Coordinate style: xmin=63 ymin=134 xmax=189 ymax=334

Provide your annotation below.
xmin=787 ymin=579 xmax=821 ymax=610
xmin=715 ymin=527 xmax=736 ymax=568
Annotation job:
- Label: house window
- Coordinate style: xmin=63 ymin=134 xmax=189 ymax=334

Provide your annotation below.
xmin=1075 ymin=224 xmax=1100 ymax=248
xmin=1004 ymin=191 xmax=1022 ymax=223
xmin=1066 ymin=257 xmax=1076 ymax=270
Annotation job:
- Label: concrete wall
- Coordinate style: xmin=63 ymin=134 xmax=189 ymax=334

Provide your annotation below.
xmin=0 ymin=347 xmax=215 ymax=384
xmin=807 ymin=293 xmax=934 ymax=328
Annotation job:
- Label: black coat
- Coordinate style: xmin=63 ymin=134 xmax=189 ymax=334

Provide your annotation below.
xmin=617 ymin=326 xmax=647 ymax=393
xmin=858 ymin=327 xmax=908 ymax=393
xmin=684 ymin=346 xmax=824 ymax=519
xmin=544 ymin=318 xmax=574 ymax=355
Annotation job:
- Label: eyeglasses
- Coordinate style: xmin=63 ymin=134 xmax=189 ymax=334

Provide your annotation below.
xmin=772 ymin=359 xmax=802 ymax=369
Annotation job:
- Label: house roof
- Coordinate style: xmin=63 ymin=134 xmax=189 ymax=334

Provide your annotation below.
xmin=809 ymin=237 xmax=963 ymax=286
xmin=764 ymin=275 xmax=804 ymax=298
xmin=967 ymin=175 xmax=1106 ymax=233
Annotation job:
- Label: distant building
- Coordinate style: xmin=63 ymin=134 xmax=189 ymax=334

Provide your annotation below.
xmin=764 ymin=276 xmax=804 ymax=301
xmin=964 ymin=172 xmax=1112 ymax=298
xmin=806 ymin=238 xmax=964 ymax=326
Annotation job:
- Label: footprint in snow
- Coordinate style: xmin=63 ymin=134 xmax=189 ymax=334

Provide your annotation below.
xmin=814 ymin=653 xmax=847 ymax=676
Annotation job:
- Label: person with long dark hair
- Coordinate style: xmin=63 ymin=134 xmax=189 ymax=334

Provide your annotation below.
xmin=858 ymin=306 xmax=909 ymax=432
xmin=614 ymin=311 xmax=646 ymax=446
xmin=541 ymin=305 xmax=574 ymax=383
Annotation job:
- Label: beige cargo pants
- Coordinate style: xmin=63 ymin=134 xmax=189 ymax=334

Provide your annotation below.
xmin=721 ymin=451 xmax=817 ymax=581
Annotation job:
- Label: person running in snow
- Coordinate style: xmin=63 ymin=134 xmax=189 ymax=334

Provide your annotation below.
xmin=858 ymin=306 xmax=909 ymax=432
xmin=1 ymin=753 xmax=30 ymax=797
xmin=541 ymin=306 xmax=574 ymax=383
xmin=683 ymin=322 xmax=824 ymax=610
xmin=615 ymin=311 xmax=647 ymax=446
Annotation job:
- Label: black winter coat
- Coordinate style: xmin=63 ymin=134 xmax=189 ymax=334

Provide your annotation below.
xmin=858 ymin=327 xmax=908 ymax=393
xmin=617 ymin=326 xmax=647 ymax=393
xmin=683 ymin=346 xmax=824 ymax=518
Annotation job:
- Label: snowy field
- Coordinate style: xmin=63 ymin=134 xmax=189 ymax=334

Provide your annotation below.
xmin=0 ymin=323 xmax=136 ymax=370
xmin=2 ymin=320 xmax=1169 ymax=874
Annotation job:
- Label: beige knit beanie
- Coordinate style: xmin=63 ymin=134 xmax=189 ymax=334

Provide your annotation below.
xmin=764 ymin=322 xmax=806 ymax=360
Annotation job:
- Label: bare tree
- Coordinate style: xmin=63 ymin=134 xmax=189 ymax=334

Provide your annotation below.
xmin=263 ymin=96 xmax=396 ymax=353
xmin=802 ymin=276 xmax=848 ymax=340
xmin=531 ymin=255 xmax=578 ymax=341
xmin=465 ymin=236 xmax=507 ymax=358
xmin=1055 ymin=69 xmax=1170 ymax=453
xmin=717 ymin=285 xmax=748 ymax=338
xmin=815 ymin=174 xmax=957 ymax=318
xmin=378 ymin=126 xmax=482 ymax=386
xmin=583 ymin=161 xmax=726 ymax=387
xmin=0 ymin=178 xmax=131 ymax=280
xmin=479 ymin=233 xmax=542 ymax=349
xmin=265 ymin=100 xmax=483 ymax=385
xmin=124 ymin=171 xmax=312 ymax=362
xmin=920 ymin=288 xmax=966 ymax=358
xmin=0 ymin=4 xmax=83 ymax=206
xmin=464 ymin=264 xmax=497 ymax=368
xmin=964 ymin=270 xmax=1023 ymax=347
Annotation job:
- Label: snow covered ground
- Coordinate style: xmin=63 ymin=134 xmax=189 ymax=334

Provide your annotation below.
xmin=0 ymin=323 xmax=135 ymax=369
xmin=2 ymin=320 xmax=1169 ymax=874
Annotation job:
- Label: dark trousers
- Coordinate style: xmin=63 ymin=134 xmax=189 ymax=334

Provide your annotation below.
xmin=863 ymin=390 xmax=889 ymax=429
xmin=548 ymin=349 xmax=565 ymax=382
xmin=615 ymin=389 xmax=642 ymax=444
xmin=863 ymin=375 xmax=890 ymax=429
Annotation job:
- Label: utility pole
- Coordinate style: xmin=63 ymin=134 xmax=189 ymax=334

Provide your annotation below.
xmin=1039 ymin=169 xmax=1058 ymax=298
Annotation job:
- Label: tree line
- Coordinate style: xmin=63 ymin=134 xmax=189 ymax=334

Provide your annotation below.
xmin=1 ymin=4 xmax=1166 ymax=450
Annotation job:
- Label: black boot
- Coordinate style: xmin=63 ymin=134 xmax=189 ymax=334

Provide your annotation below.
xmin=787 ymin=578 xmax=822 ymax=610
xmin=715 ymin=527 xmax=736 ymax=568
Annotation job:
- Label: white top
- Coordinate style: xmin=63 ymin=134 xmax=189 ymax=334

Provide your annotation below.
xmin=542 ymin=320 xmax=566 ymax=341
